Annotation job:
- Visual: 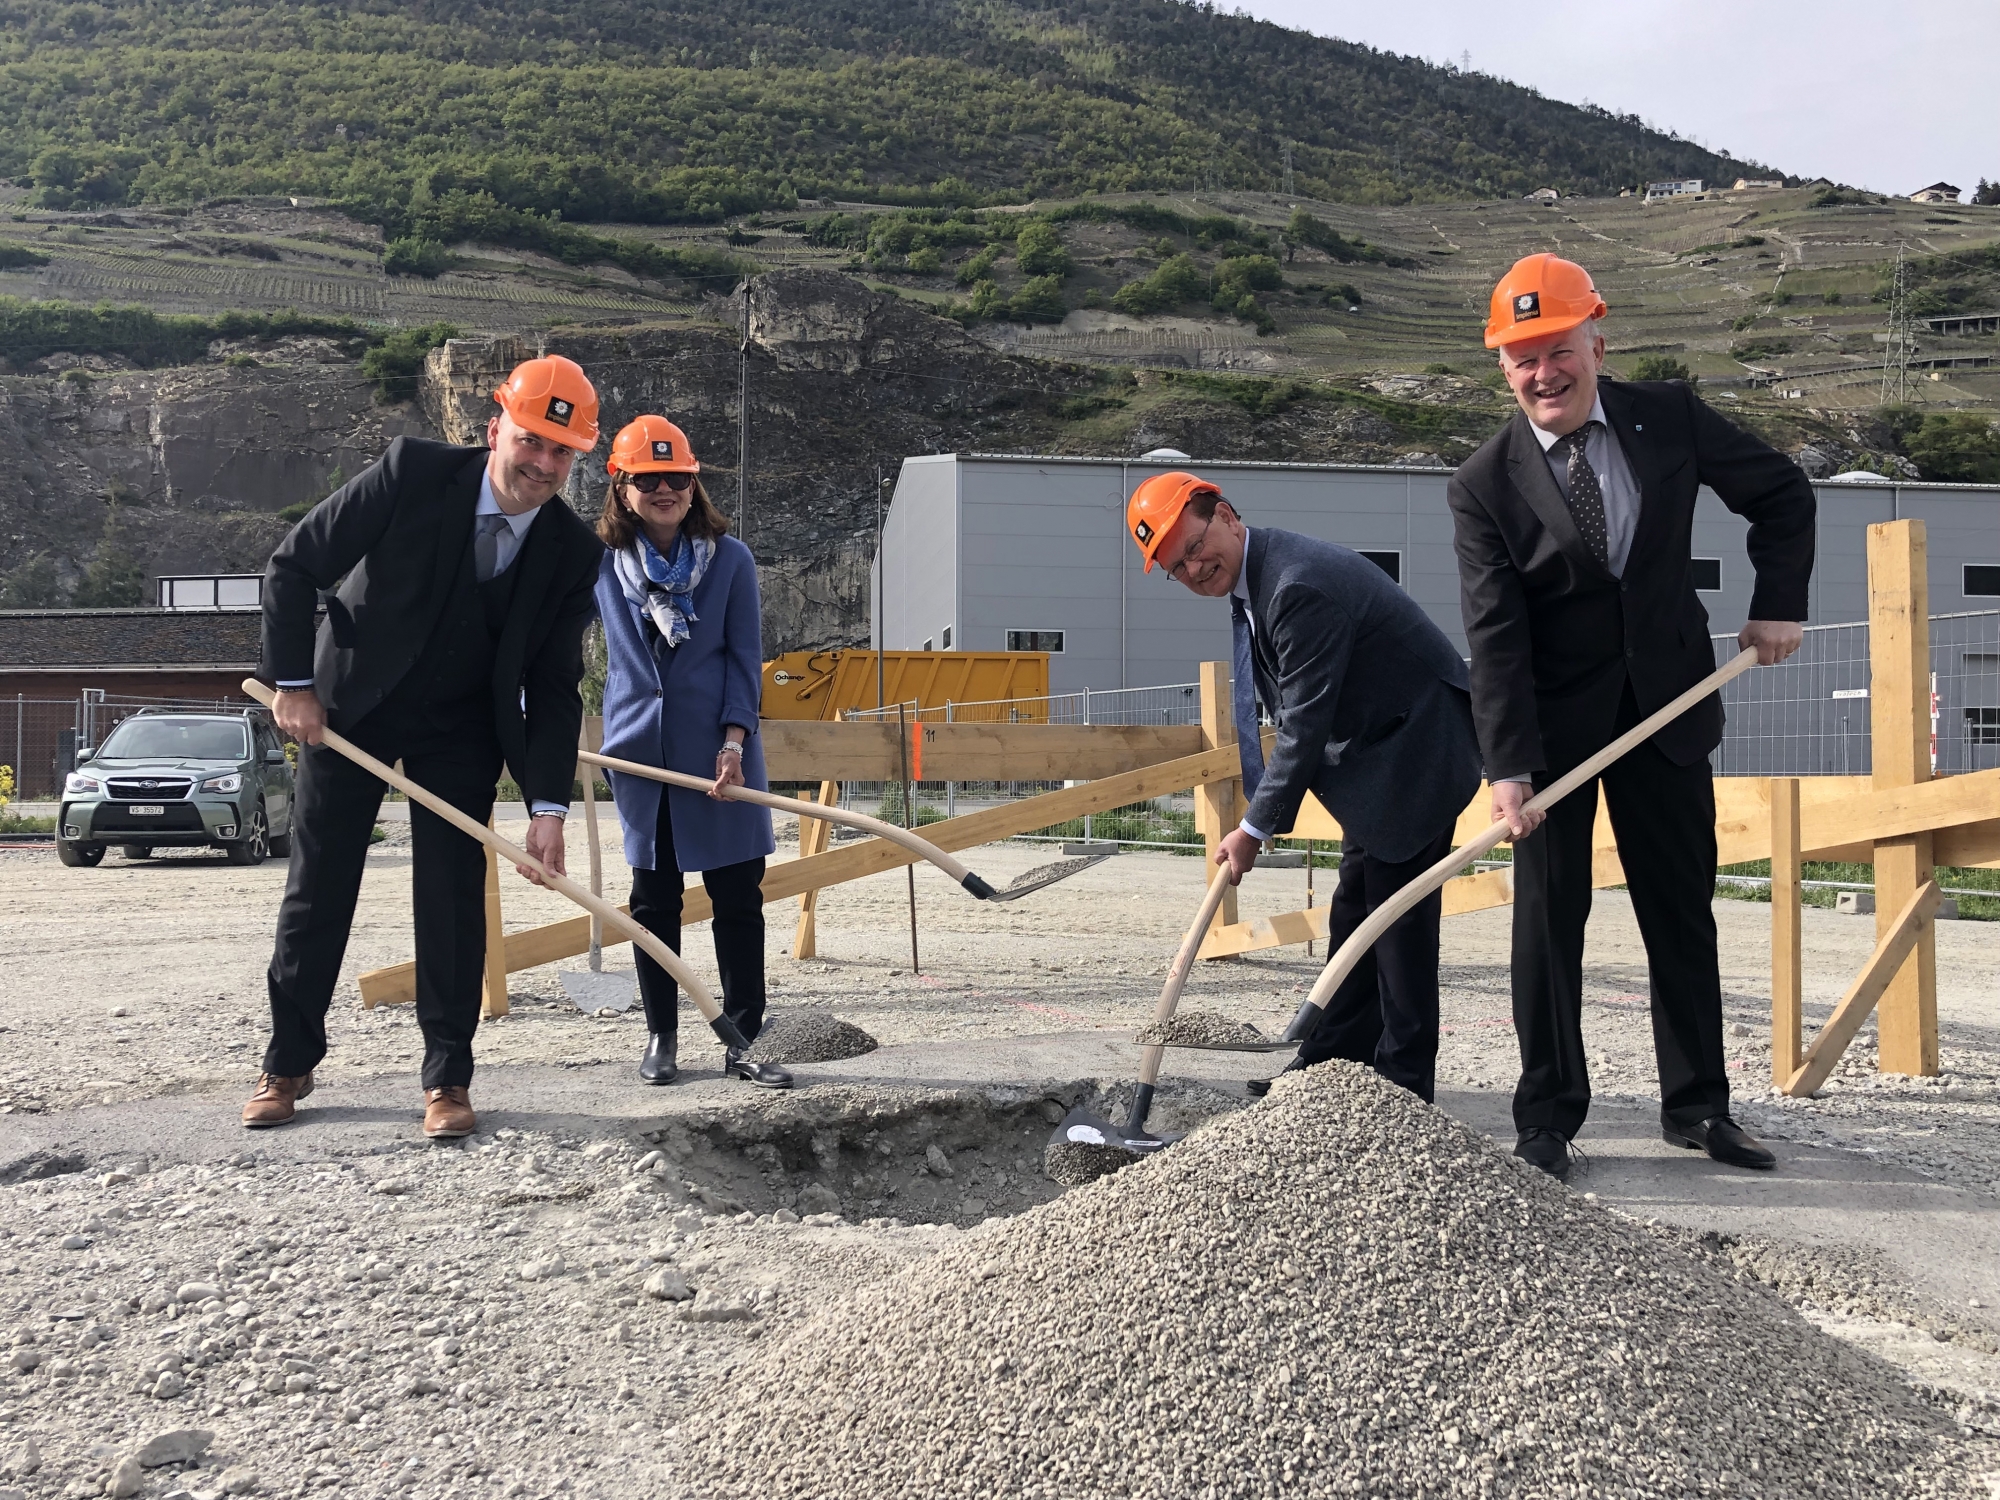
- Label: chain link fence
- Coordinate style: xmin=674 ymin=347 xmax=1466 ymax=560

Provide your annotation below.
xmin=1711 ymin=610 xmax=2000 ymax=778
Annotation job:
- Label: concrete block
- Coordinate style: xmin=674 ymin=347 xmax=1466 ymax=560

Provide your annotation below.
xmin=1254 ymin=850 xmax=1306 ymax=868
xmin=1061 ymin=841 xmax=1119 ymax=857
xmin=1835 ymin=891 xmax=1874 ymax=916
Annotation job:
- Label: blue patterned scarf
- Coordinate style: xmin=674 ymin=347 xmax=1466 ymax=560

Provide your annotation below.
xmin=614 ymin=530 xmax=715 ymax=651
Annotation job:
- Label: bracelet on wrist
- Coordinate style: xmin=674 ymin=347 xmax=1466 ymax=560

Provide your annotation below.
xmin=719 ymin=742 xmax=744 ymax=756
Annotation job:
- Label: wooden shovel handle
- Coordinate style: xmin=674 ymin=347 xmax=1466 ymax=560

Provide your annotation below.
xmin=1281 ymin=647 xmax=1760 ymax=1043
xmin=244 ymin=682 xmax=744 ymax=1047
xmin=1136 ymin=866 xmax=1237 ymax=1089
xmin=579 ymin=747 xmax=991 ymax=894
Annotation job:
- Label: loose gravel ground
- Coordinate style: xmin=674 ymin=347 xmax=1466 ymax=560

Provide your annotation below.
xmin=5 ymin=826 xmax=2000 ymax=1497
xmin=684 ymin=1063 xmax=1980 ymax=1500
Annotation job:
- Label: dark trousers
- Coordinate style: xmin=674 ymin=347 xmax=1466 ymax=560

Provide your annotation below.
xmin=629 ymin=793 xmax=767 ymax=1045
xmin=1299 ymin=825 xmax=1453 ymax=1102
xmin=263 ymin=704 xmax=501 ymax=1090
xmin=1511 ymin=682 xmax=1728 ymax=1138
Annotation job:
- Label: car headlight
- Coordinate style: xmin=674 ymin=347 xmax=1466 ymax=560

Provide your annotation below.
xmin=64 ymin=772 xmax=100 ymax=796
xmin=200 ymin=773 xmax=243 ymax=793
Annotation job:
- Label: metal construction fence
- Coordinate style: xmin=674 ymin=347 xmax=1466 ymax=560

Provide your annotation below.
xmin=3 ymin=691 xmax=258 ymax=801
xmin=1709 ymin=610 xmax=2000 ymax=778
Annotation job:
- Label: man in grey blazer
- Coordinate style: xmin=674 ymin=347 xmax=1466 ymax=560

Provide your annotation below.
xmin=1127 ymin=471 xmax=1484 ymax=1101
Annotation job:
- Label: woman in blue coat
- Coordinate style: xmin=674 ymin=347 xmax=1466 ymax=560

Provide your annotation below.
xmin=594 ymin=415 xmax=790 ymax=1089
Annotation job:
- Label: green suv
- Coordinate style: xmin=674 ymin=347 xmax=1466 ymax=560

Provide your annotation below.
xmin=58 ymin=708 xmax=296 ymax=868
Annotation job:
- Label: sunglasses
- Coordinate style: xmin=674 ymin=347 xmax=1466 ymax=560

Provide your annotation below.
xmin=627 ymin=471 xmax=695 ymax=495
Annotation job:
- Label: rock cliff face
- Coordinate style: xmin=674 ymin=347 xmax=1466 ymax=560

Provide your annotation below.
xmin=421 ymin=270 xmax=1098 ymax=653
xmin=0 ymin=342 xmax=422 ymax=597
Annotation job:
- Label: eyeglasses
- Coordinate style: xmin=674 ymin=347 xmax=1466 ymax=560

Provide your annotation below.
xmin=1165 ymin=518 xmax=1214 ymax=582
xmin=628 ymin=472 xmax=695 ymax=495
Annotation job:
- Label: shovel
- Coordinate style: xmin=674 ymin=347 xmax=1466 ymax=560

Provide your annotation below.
xmin=1276 ymin=647 xmax=1761 ymax=1045
xmin=560 ymin=733 xmax=635 ymax=1013
xmin=579 ymin=749 xmax=1104 ymax=902
xmin=243 ymin=681 xmax=754 ymax=1054
xmin=1046 ymin=864 xmax=1236 ymax=1175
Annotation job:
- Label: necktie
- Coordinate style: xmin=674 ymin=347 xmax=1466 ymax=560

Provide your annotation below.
xmin=1557 ymin=423 xmax=1609 ymax=568
xmin=1230 ymin=596 xmax=1266 ymax=802
xmin=473 ymin=513 xmax=512 ymax=582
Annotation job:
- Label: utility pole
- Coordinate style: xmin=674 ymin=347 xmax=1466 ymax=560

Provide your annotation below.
xmin=1880 ymin=244 xmax=1912 ymax=408
xmin=738 ymin=279 xmax=752 ymax=550
xmin=875 ymin=468 xmax=887 ymax=711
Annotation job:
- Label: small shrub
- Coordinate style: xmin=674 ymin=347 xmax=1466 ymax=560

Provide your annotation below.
xmin=1112 ymin=253 xmax=1205 ymax=316
xmin=1904 ymin=413 xmax=2000 ymax=484
xmin=224 ymin=352 xmax=259 ymax=368
xmin=1014 ymin=221 xmax=1071 ymax=278
xmin=359 ymin=321 xmax=458 ymax=403
xmin=905 ymin=245 xmax=941 ymax=274
xmin=383 ymin=237 xmax=453 ymax=278
xmin=1823 ymin=290 xmax=1842 ymax=305
xmin=0 ymin=243 xmax=51 ymax=269
xmin=1628 ymin=354 xmax=1696 ymax=385
xmin=955 ymin=243 xmax=1002 ymax=285
xmin=1007 ymin=274 xmax=1067 ymax=323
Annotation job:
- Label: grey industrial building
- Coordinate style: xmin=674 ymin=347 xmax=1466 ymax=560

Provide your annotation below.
xmin=873 ymin=452 xmax=2000 ymax=695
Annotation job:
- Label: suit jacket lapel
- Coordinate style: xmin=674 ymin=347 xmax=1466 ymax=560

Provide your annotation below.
xmin=1503 ymin=411 xmax=1616 ymax=582
xmin=428 ymin=456 xmax=484 ymax=619
xmin=493 ymin=500 xmax=563 ymax=678
xmin=1242 ymin=529 xmax=1280 ymax=702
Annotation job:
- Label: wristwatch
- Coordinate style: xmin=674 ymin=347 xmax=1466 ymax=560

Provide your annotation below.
xmin=718 ymin=742 xmax=744 ymax=757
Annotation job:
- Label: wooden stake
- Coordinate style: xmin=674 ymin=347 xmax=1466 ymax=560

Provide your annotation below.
xmin=480 ymin=815 xmax=509 ymax=1018
xmin=1867 ymin=520 xmax=1938 ymax=1076
xmin=578 ymin=725 xmax=604 ymax=970
xmin=897 ymin=701 xmax=919 ymax=976
xmin=1783 ymin=880 xmax=1942 ymax=1097
xmin=1770 ymin=777 xmax=1802 ymax=1086
xmin=1196 ymin=660 xmax=1239 ymax=935
xmin=791 ymin=778 xmax=838 ymax=960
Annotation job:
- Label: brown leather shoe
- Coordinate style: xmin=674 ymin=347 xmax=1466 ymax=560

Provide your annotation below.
xmin=423 ymin=1085 xmax=476 ymax=1139
xmin=242 ymin=1071 xmax=314 ymax=1129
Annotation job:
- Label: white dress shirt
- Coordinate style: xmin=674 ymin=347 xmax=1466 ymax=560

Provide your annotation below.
xmin=1528 ymin=394 xmax=1641 ymax=579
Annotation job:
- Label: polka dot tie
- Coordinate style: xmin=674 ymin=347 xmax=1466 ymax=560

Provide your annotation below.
xmin=1558 ymin=423 xmax=1609 ymax=568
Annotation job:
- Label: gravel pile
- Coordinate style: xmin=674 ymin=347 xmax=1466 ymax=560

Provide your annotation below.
xmin=680 ymin=1062 xmax=1977 ymax=1500
xmin=1134 ymin=1009 xmax=1271 ymax=1048
xmin=745 ymin=1011 xmax=878 ymax=1064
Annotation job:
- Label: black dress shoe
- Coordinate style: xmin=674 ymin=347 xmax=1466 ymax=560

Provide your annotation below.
xmin=638 ymin=1033 xmax=678 ymax=1086
xmin=725 ymin=1050 xmax=793 ymax=1090
xmin=1514 ymin=1128 xmax=1573 ymax=1181
xmin=1246 ymin=1056 xmax=1309 ymax=1098
xmin=1664 ymin=1114 xmax=1775 ymax=1170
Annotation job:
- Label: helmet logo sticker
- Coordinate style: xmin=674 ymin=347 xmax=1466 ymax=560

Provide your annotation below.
xmin=1513 ymin=291 xmax=1540 ymax=321
xmin=652 ymin=440 xmax=674 ymax=460
xmin=545 ymin=396 xmax=573 ymax=426
xmin=1134 ymin=519 xmax=1154 ymax=545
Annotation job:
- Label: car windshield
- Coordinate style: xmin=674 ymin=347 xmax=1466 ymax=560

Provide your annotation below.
xmin=97 ymin=717 xmax=248 ymax=762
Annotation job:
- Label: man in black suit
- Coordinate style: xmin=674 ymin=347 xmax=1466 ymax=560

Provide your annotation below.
xmin=244 ymin=355 xmax=606 ymax=1138
xmin=1130 ymin=473 xmax=1483 ymax=1101
xmin=1447 ymin=254 xmax=1816 ymax=1179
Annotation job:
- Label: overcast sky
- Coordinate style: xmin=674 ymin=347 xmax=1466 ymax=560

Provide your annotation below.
xmin=1235 ymin=0 xmax=1997 ymax=200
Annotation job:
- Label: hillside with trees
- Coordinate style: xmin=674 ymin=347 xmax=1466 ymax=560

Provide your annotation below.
xmin=1 ymin=0 xmax=1774 ymax=239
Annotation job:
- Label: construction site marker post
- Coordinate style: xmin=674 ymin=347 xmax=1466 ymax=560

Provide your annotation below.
xmin=1770 ymin=776 xmax=1802 ymax=1086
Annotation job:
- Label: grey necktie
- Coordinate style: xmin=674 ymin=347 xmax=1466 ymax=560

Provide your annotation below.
xmin=1557 ymin=424 xmax=1609 ymax=568
xmin=473 ymin=513 xmax=512 ymax=582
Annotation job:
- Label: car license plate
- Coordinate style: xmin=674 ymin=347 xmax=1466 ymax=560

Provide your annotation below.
xmin=129 ymin=805 xmax=165 ymax=816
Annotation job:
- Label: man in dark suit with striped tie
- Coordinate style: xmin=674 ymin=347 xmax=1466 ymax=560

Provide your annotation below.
xmin=1448 ymin=254 xmax=1816 ymax=1180
xmin=1127 ymin=472 xmax=1484 ymax=1102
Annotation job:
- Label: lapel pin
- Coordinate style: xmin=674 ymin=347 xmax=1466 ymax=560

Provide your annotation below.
xmin=1634 ymin=423 xmax=1644 ymax=432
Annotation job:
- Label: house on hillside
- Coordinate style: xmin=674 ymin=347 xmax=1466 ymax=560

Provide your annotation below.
xmin=1644 ymin=179 xmax=1704 ymax=203
xmin=1910 ymin=182 xmax=1963 ymax=203
xmin=1732 ymin=178 xmax=1784 ymax=191
xmin=1524 ymin=187 xmax=1560 ymax=203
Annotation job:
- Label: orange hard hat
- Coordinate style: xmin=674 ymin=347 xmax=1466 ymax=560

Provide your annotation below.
xmin=607 ymin=415 xmax=699 ymax=477
xmin=492 ymin=354 xmax=600 ymax=449
xmin=1483 ymin=253 xmax=1608 ymax=349
xmin=1127 ymin=470 xmax=1220 ymax=572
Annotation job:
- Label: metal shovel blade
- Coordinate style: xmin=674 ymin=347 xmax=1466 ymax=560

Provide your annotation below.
xmin=1042 ymin=1106 xmax=1179 ymax=1186
xmin=982 ymin=851 xmax=1116 ymax=903
xmin=1155 ymin=1038 xmax=1299 ymax=1053
xmin=561 ymin=968 xmax=635 ymax=1013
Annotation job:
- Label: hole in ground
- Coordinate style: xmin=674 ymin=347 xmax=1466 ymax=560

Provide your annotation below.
xmin=648 ymin=1080 xmax=1245 ymax=1225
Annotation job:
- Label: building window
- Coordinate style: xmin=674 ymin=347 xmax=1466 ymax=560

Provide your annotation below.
xmin=1007 ymin=629 xmax=1065 ymax=653
xmin=1356 ymin=550 xmax=1401 ymax=584
xmin=1967 ymin=708 xmax=2000 ymax=746
xmin=1965 ymin=565 xmax=2000 ymax=597
xmin=941 ymin=626 xmax=952 ymax=649
xmin=921 ymin=639 xmax=933 ymax=652
xmin=1691 ymin=558 xmax=1723 ymax=592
